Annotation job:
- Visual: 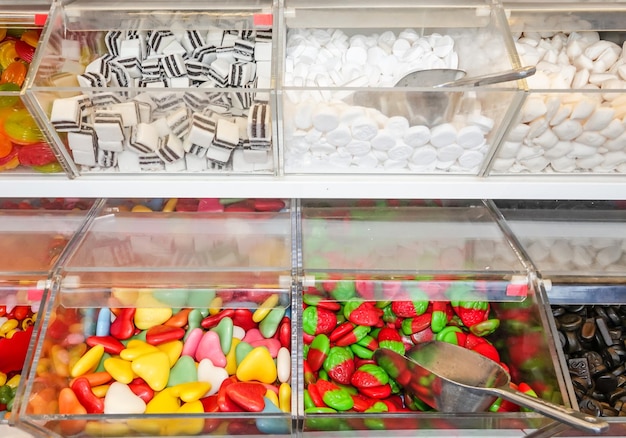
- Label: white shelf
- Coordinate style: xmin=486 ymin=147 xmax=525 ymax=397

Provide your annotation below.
xmin=3 ymin=174 xmax=626 ymax=199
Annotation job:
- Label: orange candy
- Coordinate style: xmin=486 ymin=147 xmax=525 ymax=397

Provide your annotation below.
xmin=58 ymin=387 xmax=88 ymax=436
xmin=1 ymin=61 xmax=27 ymax=87
xmin=20 ymin=30 xmax=40 ymax=48
xmin=0 ymin=131 xmax=12 ymax=158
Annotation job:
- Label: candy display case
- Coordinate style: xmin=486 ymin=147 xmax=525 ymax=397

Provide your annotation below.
xmin=0 ymin=2 xmax=63 ymax=174
xmin=15 ymin=198 xmax=297 ymax=437
xmin=278 ymin=0 xmax=527 ymax=175
xmin=296 ymin=200 xmax=569 ymax=434
xmin=489 ymin=4 xmax=626 ymax=175
xmin=0 ymin=199 xmax=94 ymax=422
xmin=24 ymin=0 xmax=278 ymax=177
xmin=498 ymin=205 xmax=626 ymax=435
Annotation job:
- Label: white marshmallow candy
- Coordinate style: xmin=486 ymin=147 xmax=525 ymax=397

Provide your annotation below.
xmin=403 ymin=125 xmax=431 ymax=147
xmin=387 ymin=142 xmax=413 ymax=161
xmin=326 ymin=124 xmax=352 ymax=147
xmin=312 ymin=104 xmax=340 ymax=132
xmin=371 ymin=131 xmax=396 ymax=151
xmin=456 ymin=125 xmax=484 ymax=149
xmin=430 ymin=123 xmax=457 ymax=148
xmin=458 ymin=150 xmax=484 ymax=169
xmin=350 ymin=116 xmax=378 ymax=141
xmin=411 ymin=145 xmax=437 ymax=166
xmin=345 ymin=140 xmax=371 ymax=156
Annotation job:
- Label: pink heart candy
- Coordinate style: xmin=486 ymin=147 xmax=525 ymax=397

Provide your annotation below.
xmin=195 ymin=331 xmax=226 ymax=367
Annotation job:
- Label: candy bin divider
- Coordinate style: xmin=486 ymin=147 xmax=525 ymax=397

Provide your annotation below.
xmin=10 ymin=198 xmax=105 ymax=427
xmin=293 ymin=198 xmax=305 ymax=435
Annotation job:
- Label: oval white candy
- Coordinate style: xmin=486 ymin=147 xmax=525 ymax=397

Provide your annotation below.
xmin=498 ymin=141 xmax=522 ymax=159
xmin=567 ymin=141 xmax=597 ymax=158
xmin=353 ymin=152 xmax=379 ymax=168
xmin=385 ymin=116 xmax=410 ymax=138
xmin=549 ymin=104 xmax=572 ymax=126
xmin=326 ymin=124 xmax=352 ymax=147
xmin=508 ymin=123 xmax=531 ymax=142
xmin=533 ymin=129 xmax=558 ymax=149
xmin=576 ymin=154 xmax=604 ymax=169
xmin=388 ymin=142 xmax=413 ymax=161
xmin=383 ymin=158 xmax=408 ymax=169
xmin=520 ymin=156 xmax=549 ymax=172
xmin=430 ymin=123 xmax=457 ymax=148
xmin=570 ymin=98 xmax=597 ymax=120
xmin=371 ymin=131 xmax=396 ymax=151
xmin=551 ymin=156 xmax=576 ymax=172
xmin=600 ymin=119 xmax=625 ymax=139
xmin=345 ymin=140 xmax=371 ymax=156
xmin=310 ymin=142 xmax=337 ymax=156
xmin=528 ymin=117 xmax=549 ymax=139
xmin=602 ymin=151 xmax=626 ymax=167
xmin=544 ymin=141 xmax=572 ymax=160
xmin=328 ymin=150 xmax=352 ymax=167
xmin=411 ymin=145 xmax=437 ymax=165
xmin=403 ymin=125 xmax=431 ymax=147
xmin=312 ymin=105 xmax=340 ymax=132
xmin=553 ymin=119 xmax=583 ymax=141
xmin=350 ymin=116 xmax=378 ymax=141
xmin=294 ymin=102 xmax=316 ymax=130
xmin=521 ymin=97 xmax=547 ymax=123
xmin=458 ymin=150 xmax=484 ymax=169
xmin=456 ymin=125 xmax=484 ymax=149
xmin=583 ymin=106 xmax=615 ymax=131
xmin=575 ymin=131 xmax=606 ymax=148
xmin=345 ymin=46 xmax=368 ymax=65
xmin=437 ymin=144 xmax=463 ymax=162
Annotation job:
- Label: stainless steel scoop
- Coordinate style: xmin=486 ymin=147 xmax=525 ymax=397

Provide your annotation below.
xmin=353 ymin=65 xmax=535 ymax=126
xmin=373 ymin=341 xmax=609 ymax=435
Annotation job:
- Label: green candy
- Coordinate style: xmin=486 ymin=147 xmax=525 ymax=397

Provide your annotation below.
xmin=303 ymin=390 xmax=316 ymax=410
xmin=435 ymin=325 xmax=463 ymax=344
xmin=382 ymin=305 xmax=398 ymax=324
xmin=152 ymin=289 xmax=188 ymax=308
xmin=184 ymin=309 xmax=203 ymax=341
xmin=431 ymin=309 xmax=448 ymax=333
xmin=0 ymin=385 xmax=12 ymax=404
xmin=168 ymin=355 xmax=198 ymax=387
xmin=302 ymin=306 xmax=319 ymax=335
xmin=235 ymin=341 xmax=254 ymax=365
xmin=351 ymin=343 xmax=373 ymax=360
xmin=331 ymin=281 xmax=356 ymax=301
xmin=378 ymin=339 xmax=405 ymax=356
xmin=342 ymin=299 xmax=362 ymax=320
xmin=318 ymin=369 xmax=329 ymax=381
xmin=356 ymin=363 xmax=389 ymax=385
xmin=363 ymin=401 xmax=388 ymax=430
xmin=323 ymin=346 xmax=353 ymax=374
xmin=470 ymin=318 xmax=500 ymax=337
xmin=322 ymin=387 xmax=353 ymax=411
xmin=259 ymin=307 xmax=286 ymax=338
xmin=187 ymin=289 xmax=216 ymax=308
xmin=211 ymin=316 xmax=234 ymax=354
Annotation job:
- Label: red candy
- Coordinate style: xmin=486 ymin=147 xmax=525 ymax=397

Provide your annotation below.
xmin=86 ymin=336 xmax=125 ymax=355
xmin=224 ymin=382 xmax=267 ymax=412
xmin=145 ymin=324 xmax=185 ymax=345
xmin=109 ymin=308 xmax=135 ymax=340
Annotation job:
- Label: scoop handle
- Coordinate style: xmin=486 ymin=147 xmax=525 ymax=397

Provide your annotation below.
xmin=436 ymin=65 xmax=536 ymax=87
xmin=488 ymin=385 xmax=608 ymax=434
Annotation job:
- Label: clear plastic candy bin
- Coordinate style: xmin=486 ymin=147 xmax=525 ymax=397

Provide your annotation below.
xmin=24 ymin=0 xmax=278 ymax=176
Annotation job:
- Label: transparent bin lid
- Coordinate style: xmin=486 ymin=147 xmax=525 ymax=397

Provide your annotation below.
xmin=500 ymin=207 xmax=626 ymax=303
xmin=57 ymin=202 xmax=294 ymax=309
xmin=300 ymin=201 xmax=531 ymax=302
xmin=0 ymin=207 xmax=89 ymax=306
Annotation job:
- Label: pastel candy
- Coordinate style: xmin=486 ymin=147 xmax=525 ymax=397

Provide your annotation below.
xmin=197 ymin=358 xmax=228 ymax=396
xmin=157 ymin=340 xmax=183 ymax=367
xmin=181 ymin=327 xmax=203 ymax=357
xmin=256 ymin=397 xmax=291 ymax=434
xmin=131 ymin=351 xmax=170 ymax=391
xmin=232 ymin=325 xmax=246 ymax=340
xmin=277 ymin=347 xmax=291 ymax=383
xmin=235 ymin=341 xmax=255 ymax=365
xmin=104 ymin=357 xmax=135 ymax=384
xmin=171 ymin=381 xmax=212 ymax=403
xmin=134 ymin=306 xmax=172 ymax=331
xmin=195 ymin=331 xmax=226 ymax=367
xmin=430 ymin=123 xmax=457 ymax=148
xmin=224 ymin=338 xmax=242 ymax=375
xmin=96 ymin=308 xmax=112 ymax=336
xmin=168 ymin=355 xmax=198 ymax=387
xmin=145 ymin=387 xmax=180 ymax=414
xmin=104 ymin=382 xmax=146 ymax=414
xmin=250 ymin=338 xmax=282 ymax=358
xmin=210 ymin=316 xmax=233 ymax=355
xmin=236 ymin=346 xmax=277 ymax=384
xmin=242 ymin=328 xmax=265 ymax=344
xmin=259 ymin=307 xmax=286 ymax=338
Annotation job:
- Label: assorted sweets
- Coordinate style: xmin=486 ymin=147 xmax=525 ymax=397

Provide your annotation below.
xmin=493 ymin=28 xmax=626 ymax=174
xmin=553 ymin=305 xmax=626 ymax=417
xmin=106 ymin=197 xmax=287 ymax=213
xmin=0 ymin=27 xmax=61 ymax=173
xmin=39 ymin=11 xmax=275 ymax=174
xmin=282 ymin=24 xmax=516 ymax=174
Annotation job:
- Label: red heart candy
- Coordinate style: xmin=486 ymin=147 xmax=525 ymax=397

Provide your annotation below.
xmin=225 ymin=381 xmax=267 ymax=412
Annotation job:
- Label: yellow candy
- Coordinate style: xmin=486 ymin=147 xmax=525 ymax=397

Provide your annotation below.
xmin=132 ymin=351 xmax=170 ymax=391
xmin=236 ymin=346 xmax=277 ymax=384
xmin=69 ymin=343 xmax=88 ymax=371
xmin=156 ymin=340 xmax=183 ymax=367
xmin=5 ymin=328 xmax=18 ymax=339
xmin=111 ymin=288 xmax=139 ymax=306
xmin=134 ymin=295 xmax=172 ymax=330
xmin=0 ymin=319 xmax=18 ymax=336
xmin=224 ymin=338 xmax=241 ymax=375
xmin=50 ymin=345 xmax=70 ymax=377
xmin=170 ymin=381 xmax=211 ymax=403
xmin=162 ymin=198 xmax=178 ymax=212
xmin=120 ymin=341 xmax=159 ymax=361
xmin=85 ymin=420 xmax=130 ymax=437
xmin=6 ymin=374 xmax=20 ymax=389
xmin=70 ymin=344 xmax=104 ymax=378
xmin=104 ymin=357 xmax=135 ymax=384
xmin=253 ymin=294 xmax=280 ymax=323
xmin=145 ymin=387 xmax=180 ymax=414
xmin=265 ymin=389 xmax=279 ymax=408
xmin=208 ymin=296 xmax=223 ymax=316
xmin=131 ymin=204 xmax=152 ymax=212
xmin=279 ymin=382 xmax=291 ymax=413
xmin=127 ymin=419 xmax=162 ymax=436
xmin=0 ymin=41 xmax=18 ymax=70
xmin=91 ymin=384 xmax=110 ymax=398
xmin=0 ymin=371 xmax=6 ymax=386
xmin=166 ymin=401 xmax=204 ymax=435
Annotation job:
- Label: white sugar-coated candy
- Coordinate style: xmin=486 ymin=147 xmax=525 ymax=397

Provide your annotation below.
xmin=326 ymin=124 xmax=352 ymax=147
xmin=527 ymin=117 xmax=549 ymax=139
xmin=350 ymin=116 xmax=378 ymax=141
xmin=341 ymin=106 xmax=368 ymax=126
xmin=521 ymin=97 xmax=547 ymax=123
xmin=491 ymin=157 xmax=515 ymax=172
xmin=570 ymin=98 xmax=597 ymax=120
xmin=567 ymin=142 xmax=597 ymax=158
xmin=549 ymin=104 xmax=572 ymax=126
xmin=498 ymin=141 xmax=522 ymax=159
xmin=544 ymin=141 xmax=572 ymax=160
xmin=508 ymin=123 xmax=531 ymax=142
xmin=551 ymin=240 xmax=573 ymax=265
xmin=545 ymin=96 xmax=562 ymax=122
xmin=392 ymin=39 xmax=411 ymax=57
xmin=435 ymin=159 xmax=454 ymax=170
xmin=385 ymin=116 xmax=409 ymax=138
xmin=437 ymin=144 xmax=463 ymax=162
xmin=533 ymin=129 xmax=559 ymax=149
xmin=527 ymin=71 xmax=551 ymax=89
xmin=589 ymin=73 xmax=617 ymax=85
xmin=602 ymin=151 xmax=626 ymax=167
xmin=372 ymin=149 xmax=388 ymax=162
xmin=430 ymin=123 xmax=457 ymax=148
xmin=294 ymin=102 xmax=316 ymax=130
xmin=345 ymin=46 xmax=368 ymax=65
xmin=600 ymin=119 xmax=625 ymax=139
xmin=411 ymin=145 xmax=437 ymax=166
xmin=312 ymin=105 xmax=341 ymax=132
xmin=605 ymin=131 xmax=626 ymax=151
xmin=367 ymin=46 xmax=387 ymax=66
xmin=551 ymin=156 xmax=576 ymax=172
xmin=576 ymin=154 xmax=604 ymax=169
xmin=576 ymin=131 xmax=606 ymax=147
xmin=574 ymin=54 xmax=594 ymax=71
xmin=516 ymin=145 xmax=542 ymax=161
xmin=345 ymin=140 xmax=371 ymax=156
xmin=458 ymin=150 xmax=484 ymax=169
xmin=456 ymin=125 xmax=484 ymax=149
xmin=354 ymin=153 xmax=379 ymax=168
xmin=403 ymin=125 xmax=430 ymax=147
xmin=584 ymin=40 xmax=616 ymax=61
xmin=571 ymin=69 xmax=590 ymax=89
xmin=388 ymin=142 xmax=413 ymax=161
xmin=371 ymin=131 xmax=396 ymax=151
xmin=583 ymin=106 xmax=615 ymax=131
xmin=468 ymin=114 xmax=494 ymax=133
xmin=553 ymin=119 xmax=583 ymax=140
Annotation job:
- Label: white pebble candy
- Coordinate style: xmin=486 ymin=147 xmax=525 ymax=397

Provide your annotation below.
xmin=437 ymin=144 xmax=464 ymax=162
xmin=411 ymin=145 xmax=438 ymax=166
xmin=521 ymin=96 xmax=547 ymax=123
xmin=350 ymin=116 xmax=378 ymax=141
xmin=456 ymin=125 xmax=484 ymax=149
xmin=549 ymin=104 xmax=572 ymax=126
xmin=312 ymin=104 xmax=341 ymax=132
xmin=576 ymin=131 xmax=606 ymax=148
xmin=553 ymin=119 xmax=583 ymax=140
xmin=294 ymin=101 xmax=316 ymax=130
xmin=576 ymin=154 xmax=604 ymax=169
xmin=384 ymin=158 xmax=408 ymax=170
xmin=551 ymin=156 xmax=576 ymax=172
xmin=432 ymin=35 xmax=454 ymax=58
xmin=371 ymin=131 xmax=396 ymax=151
xmin=596 ymin=244 xmax=622 ymax=267
xmin=388 ymin=141 xmax=413 ymax=161
xmin=498 ymin=141 xmax=522 ymax=159
xmin=326 ymin=124 xmax=352 ymax=147
xmin=527 ymin=117 xmax=549 ymax=139
xmin=392 ymin=38 xmax=411 ymax=57
xmin=430 ymin=123 xmax=457 ymax=148
xmin=403 ymin=125 xmax=431 ymax=147
xmin=583 ymin=106 xmax=615 ymax=131
xmin=544 ymin=141 xmax=572 ymax=160
xmin=603 ymin=151 xmax=626 ymax=167
xmin=385 ymin=116 xmax=410 ymax=138
xmin=328 ymin=150 xmax=352 ymax=167
xmin=568 ymin=142 xmax=597 ymax=158
xmin=605 ymin=131 xmax=626 ymax=151
xmin=572 ymin=69 xmax=590 ymax=89
xmin=600 ymin=119 xmax=626 ymax=139
xmin=533 ymin=128 xmax=559 ymax=149
xmin=508 ymin=123 xmax=531 ymax=142
xmin=570 ymin=98 xmax=597 ymax=120
xmin=492 ymin=157 xmax=515 ymax=172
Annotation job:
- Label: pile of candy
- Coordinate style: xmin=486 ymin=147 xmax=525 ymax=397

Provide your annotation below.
xmin=494 ymin=30 xmax=626 ymax=173
xmin=0 ymin=27 xmax=61 ymax=173
xmin=301 ymin=280 xmax=542 ymax=420
xmin=28 ymin=291 xmax=292 ymax=436
xmin=553 ymin=304 xmax=626 ymax=417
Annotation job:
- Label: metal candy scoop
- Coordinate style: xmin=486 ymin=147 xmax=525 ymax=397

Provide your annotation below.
xmin=353 ymin=65 xmax=535 ymax=126
xmin=373 ymin=341 xmax=609 ymax=435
